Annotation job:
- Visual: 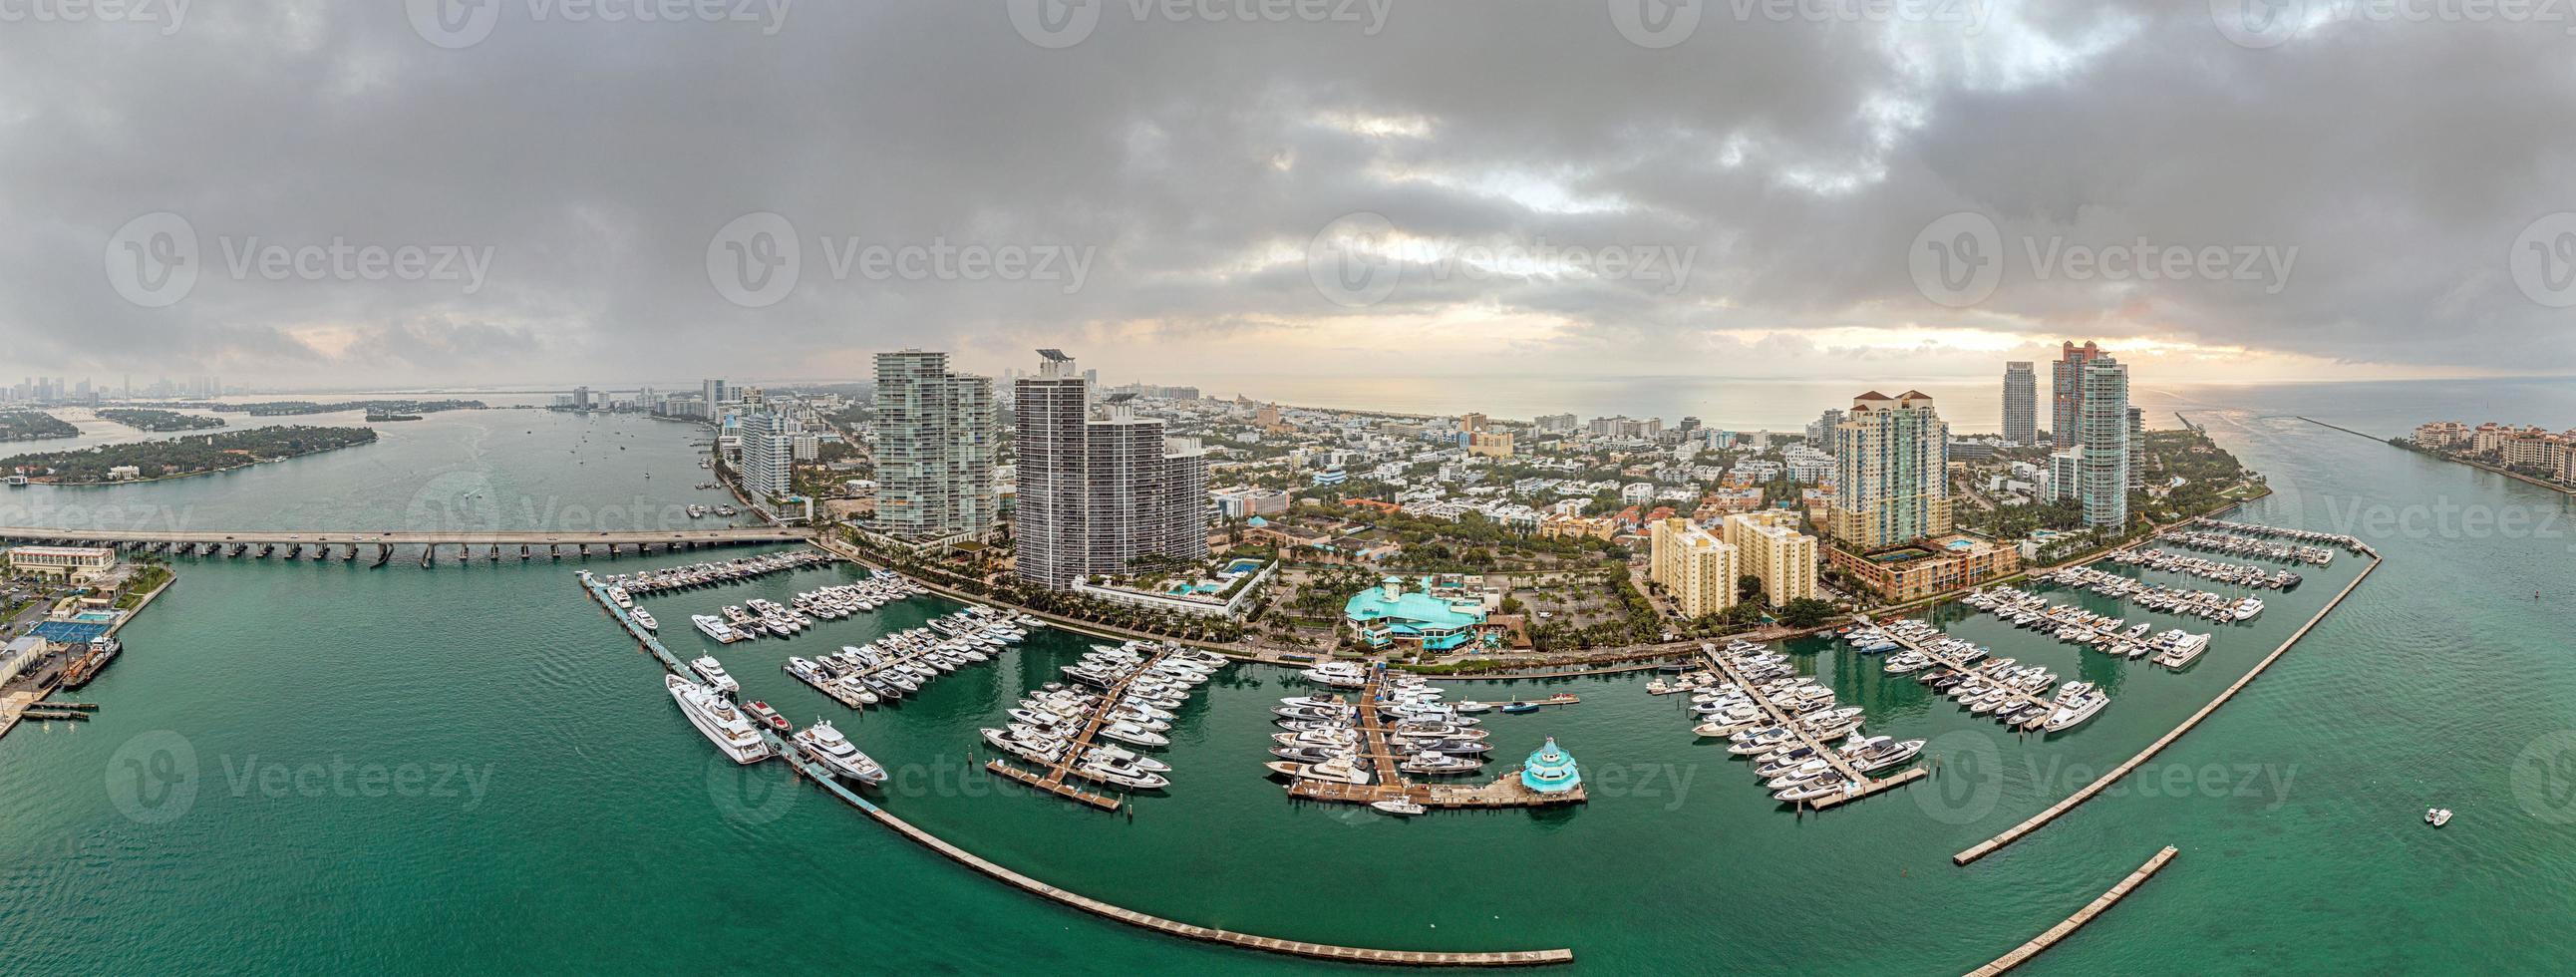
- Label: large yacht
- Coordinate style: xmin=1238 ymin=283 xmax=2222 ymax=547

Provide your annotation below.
xmin=666 ymin=674 xmax=772 ymax=764
xmin=630 ymin=608 xmax=658 ymax=632
xmin=690 ymin=656 xmax=739 ymax=695
xmin=794 ymin=721 xmax=888 ymax=785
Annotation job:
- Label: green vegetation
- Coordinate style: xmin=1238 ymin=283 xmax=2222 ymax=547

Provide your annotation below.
xmin=0 ymin=411 xmax=78 ymax=442
xmin=1777 ymin=597 xmax=1839 ymax=628
xmin=216 ymin=399 xmax=484 ymax=417
xmin=99 ymin=408 xmax=225 ymax=432
xmin=0 ymin=426 xmax=378 ymax=484
xmin=115 ymin=563 xmax=174 ymax=609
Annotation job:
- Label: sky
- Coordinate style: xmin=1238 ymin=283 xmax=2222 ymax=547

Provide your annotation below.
xmin=4 ymin=1 xmax=2572 ymax=393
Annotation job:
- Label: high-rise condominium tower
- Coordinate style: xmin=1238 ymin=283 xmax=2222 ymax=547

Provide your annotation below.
xmin=2078 ymin=357 xmax=2131 ymax=528
xmin=1013 ymin=350 xmax=1209 ymax=590
xmin=2002 ymin=361 xmax=2037 ymax=445
xmin=1827 ymin=391 xmax=1951 ymax=550
xmin=872 ymin=350 xmax=997 ymax=542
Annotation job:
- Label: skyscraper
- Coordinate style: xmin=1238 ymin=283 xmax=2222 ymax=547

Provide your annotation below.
xmin=1827 ymin=391 xmax=1951 ymax=550
xmin=872 ymin=350 xmax=997 ymax=542
xmin=2078 ymin=357 xmax=2130 ymax=528
xmin=2002 ymin=361 xmax=2037 ymax=445
xmin=2050 ymin=341 xmax=2102 ymax=445
xmin=701 ymin=379 xmax=727 ymax=419
xmin=1013 ymin=350 xmax=1210 ymax=590
xmin=2126 ymin=406 xmax=2145 ymax=490
xmin=738 ymin=409 xmax=796 ymax=501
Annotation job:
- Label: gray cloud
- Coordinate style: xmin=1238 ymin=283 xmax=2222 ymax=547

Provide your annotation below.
xmin=0 ymin=1 xmax=2567 ymax=390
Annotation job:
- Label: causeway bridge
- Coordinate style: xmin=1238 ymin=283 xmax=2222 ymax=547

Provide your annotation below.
xmin=0 ymin=525 xmax=813 ymax=566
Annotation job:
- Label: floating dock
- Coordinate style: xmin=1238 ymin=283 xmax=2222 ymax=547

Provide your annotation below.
xmin=1967 ymin=845 xmax=2178 ymax=975
xmin=1699 ymin=646 xmax=1925 ymax=810
xmin=1284 ymin=669 xmax=1585 ymax=811
xmin=984 ymin=646 xmax=1194 ymax=812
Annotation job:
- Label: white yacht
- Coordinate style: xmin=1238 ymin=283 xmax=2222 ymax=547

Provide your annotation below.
xmin=630 ymin=609 xmax=658 ymax=632
xmin=795 ymin=721 xmax=888 ymax=785
xmin=690 ymin=656 xmax=739 ymax=695
xmin=608 ymin=587 xmax=633 ymax=609
xmin=692 ymin=614 xmax=738 ymax=642
xmin=666 ymin=675 xmax=772 ymax=764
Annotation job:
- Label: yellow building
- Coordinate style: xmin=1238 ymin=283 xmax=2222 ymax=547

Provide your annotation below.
xmin=1466 ymin=431 xmax=1514 ymax=458
xmin=1827 ymin=534 xmax=2021 ymax=603
xmin=1538 ymin=514 xmax=1619 ymax=540
xmin=4 ymin=545 xmax=117 ymax=582
xmin=1648 ymin=517 xmax=1740 ymax=618
xmin=1722 ymin=510 xmax=1818 ymax=604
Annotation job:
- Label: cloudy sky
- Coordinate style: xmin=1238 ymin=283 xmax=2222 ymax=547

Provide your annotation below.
xmin=4 ymin=1 xmax=2571 ymax=394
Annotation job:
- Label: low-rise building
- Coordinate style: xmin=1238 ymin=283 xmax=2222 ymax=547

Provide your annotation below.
xmin=1346 ymin=575 xmax=1497 ymax=652
xmin=5 ymin=545 xmax=117 ymax=582
xmin=1828 ymin=534 xmax=2021 ymax=603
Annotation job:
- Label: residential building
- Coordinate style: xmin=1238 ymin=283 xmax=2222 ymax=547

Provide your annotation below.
xmin=873 ymin=349 xmax=998 ymax=541
xmin=2126 ymin=406 xmax=2145 ymax=489
xmin=1826 ymin=391 xmax=1951 ymax=550
xmin=2078 ymin=357 xmax=2130 ymax=528
xmin=1722 ymin=510 xmax=1818 ymax=604
xmin=1649 ymin=517 xmax=1740 ymax=618
xmin=738 ymin=410 xmax=796 ymax=502
xmin=1827 ymin=533 xmax=2023 ymax=603
xmin=1464 ymin=431 xmax=1514 ymax=458
xmin=2002 ymin=361 xmax=2037 ymax=444
xmin=2050 ymin=341 xmax=2104 ymax=445
xmin=1211 ymin=487 xmax=1290 ymax=519
xmin=1013 ymin=351 xmax=1211 ymax=590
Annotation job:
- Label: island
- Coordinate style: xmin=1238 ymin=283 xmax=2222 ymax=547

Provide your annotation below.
xmin=97 ymin=408 xmax=227 ymax=432
xmin=0 ymin=411 xmax=79 ymax=443
xmin=213 ymin=399 xmax=485 ymax=417
xmin=0 ymin=426 xmax=379 ymax=484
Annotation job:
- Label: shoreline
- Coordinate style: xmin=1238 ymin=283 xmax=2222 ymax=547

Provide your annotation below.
xmin=5 ymin=441 xmax=375 ymax=488
xmin=2301 ymin=416 xmax=2576 ymax=499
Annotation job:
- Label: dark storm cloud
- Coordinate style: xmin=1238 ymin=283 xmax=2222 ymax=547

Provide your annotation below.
xmin=0 ymin=1 xmax=2565 ymax=387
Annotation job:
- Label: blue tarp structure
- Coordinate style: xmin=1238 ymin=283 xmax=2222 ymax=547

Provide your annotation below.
xmin=30 ymin=621 xmax=111 ymax=644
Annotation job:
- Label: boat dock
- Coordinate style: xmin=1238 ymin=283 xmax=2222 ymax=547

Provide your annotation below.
xmin=1699 ymin=646 xmax=1926 ymax=811
xmin=1967 ymin=845 xmax=2178 ymax=975
xmin=1955 ymin=549 xmax=2383 ymax=864
xmin=986 ymin=645 xmax=1188 ymax=811
xmin=1285 ymin=668 xmax=1586 ymax=811
xmin=1880 ymin=628 xmax=2061 ymax=719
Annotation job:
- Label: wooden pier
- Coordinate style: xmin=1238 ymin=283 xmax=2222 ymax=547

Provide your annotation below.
xmin=1954 ymin=551 xmax=2383 ymax=864
xmin=986 ymin=645 xmax=1188 ymax=811
xmin=1700 ymin=646 xmax=1922 ymax=810
xmin=1285 ymin=668 xmax=1586 ymax=810
xmin=1966 ymin=845 xmax=2178 ymax=975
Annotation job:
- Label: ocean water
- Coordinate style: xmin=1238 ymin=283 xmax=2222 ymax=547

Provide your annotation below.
xmin=0 ymin=385 xmax=2570 ymax=973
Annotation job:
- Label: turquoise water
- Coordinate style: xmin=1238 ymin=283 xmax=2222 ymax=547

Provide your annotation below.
xmin=0 ymin=393 xmax=2572 ymax=972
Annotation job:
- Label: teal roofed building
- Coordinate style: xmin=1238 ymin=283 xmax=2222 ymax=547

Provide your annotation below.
xmin=1520 ymin=739 xmax=1580 ymax=794
xmin=1344 ymin=575 xmax=1492 ymax=652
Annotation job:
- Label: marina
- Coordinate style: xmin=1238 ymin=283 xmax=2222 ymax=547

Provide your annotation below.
xmin=1961 ymin=586 xmax=2217 ymax=669
xmin=982 ymin=639 xmax=1228 ymax=809
xmin=1276 ymin=664 xmax=1588 ymax=812
xmin=1694 ymin=641 xmax=1928 ymax=811
xmin=1864 ymin=621 xmax=2110 ymax=734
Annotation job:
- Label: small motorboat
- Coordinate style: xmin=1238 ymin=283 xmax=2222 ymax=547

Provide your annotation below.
xmin=2426 ymin=808 xmax=2453 ymax=827
xmin=1371 ymin=798 xmax=1426 ymax=816
xmin=1500 ymin=702 xmax=1539 ymax=715
xmin=1451 ymin=701 xmax=1493 ymax=714
xmin=744 ymin=701 xmax=791 ymax=733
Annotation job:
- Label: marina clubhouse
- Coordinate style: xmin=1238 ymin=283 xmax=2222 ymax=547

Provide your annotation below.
xmin=1344 ymin=575 xmax=1498 ymax=653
